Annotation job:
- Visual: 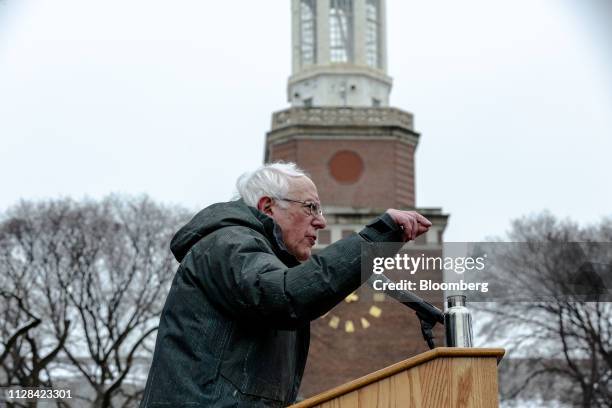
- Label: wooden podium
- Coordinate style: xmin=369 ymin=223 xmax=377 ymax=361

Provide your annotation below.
xmin=290 ymin=348 xmax=505 ymax=408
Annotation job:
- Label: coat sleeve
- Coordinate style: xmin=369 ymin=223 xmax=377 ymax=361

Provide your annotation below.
xmin=180 ymin=214 xmax=403 ymax=328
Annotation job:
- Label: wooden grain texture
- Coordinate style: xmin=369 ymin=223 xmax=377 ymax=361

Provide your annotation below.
xmin=290 ymin=348 xmax=504 ymax=408
xmin=419 ymin=357 xmax=449 ymax=407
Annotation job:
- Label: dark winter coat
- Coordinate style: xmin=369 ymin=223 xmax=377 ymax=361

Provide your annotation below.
xmin=140 ymin=199 xmax=402 ymax=407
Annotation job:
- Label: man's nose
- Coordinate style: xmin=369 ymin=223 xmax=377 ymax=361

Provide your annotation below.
xmin=312 ymin=213 xmax=326 ymax=229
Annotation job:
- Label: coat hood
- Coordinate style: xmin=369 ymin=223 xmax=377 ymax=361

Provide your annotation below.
xmin=170 ymin=200 xmax=275 ymax=262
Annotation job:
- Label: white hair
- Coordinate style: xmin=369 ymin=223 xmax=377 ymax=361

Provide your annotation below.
xmin=236 ymin=162 xmax=309 ymax=207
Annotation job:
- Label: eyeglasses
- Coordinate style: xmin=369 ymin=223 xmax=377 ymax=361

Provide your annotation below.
xmin=275 ymin=197 xmax=323 ymax=217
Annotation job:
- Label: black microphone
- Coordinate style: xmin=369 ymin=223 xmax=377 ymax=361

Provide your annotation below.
xmin=367 ymin=274 xmax=444 ymax=323
xmin=367 ymin=274 xmax=444 ymax=348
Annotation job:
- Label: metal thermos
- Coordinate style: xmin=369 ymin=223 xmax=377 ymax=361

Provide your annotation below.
xmin=444 ymin=295 xmax=473 ymax=347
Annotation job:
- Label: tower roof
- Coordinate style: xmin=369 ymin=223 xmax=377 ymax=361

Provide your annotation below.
xmin=289 ymin=0 xmax=392 ymax=107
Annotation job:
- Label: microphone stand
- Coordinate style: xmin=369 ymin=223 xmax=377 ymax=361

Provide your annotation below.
xmin=367 ymin=274 xmax=444 ymax=349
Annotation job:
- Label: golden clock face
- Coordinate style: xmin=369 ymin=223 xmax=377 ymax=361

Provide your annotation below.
xmin=321 ymin=289 xmax=386 ymax=333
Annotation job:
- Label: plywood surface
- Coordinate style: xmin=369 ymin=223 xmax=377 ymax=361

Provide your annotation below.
xmin=290 ymin=348 xmax=505 ymax=408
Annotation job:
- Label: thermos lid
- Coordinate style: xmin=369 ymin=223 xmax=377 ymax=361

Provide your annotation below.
xmin=447 ymin=295 xmax=467 ymax=308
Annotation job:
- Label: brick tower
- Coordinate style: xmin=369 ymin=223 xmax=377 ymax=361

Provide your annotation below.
xmin=265 ymin=0 xmax=448 ymax=398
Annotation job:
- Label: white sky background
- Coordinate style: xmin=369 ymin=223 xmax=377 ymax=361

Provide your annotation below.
xmin=0 ymin=0 xmax=610 ymax=241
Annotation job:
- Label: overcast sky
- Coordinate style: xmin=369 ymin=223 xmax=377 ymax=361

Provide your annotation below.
xmin=0 ymin=0 xmax=610 ymax=241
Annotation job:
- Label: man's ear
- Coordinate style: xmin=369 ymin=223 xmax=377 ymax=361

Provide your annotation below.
xmin=257 ymin=196 xmax=274 ymax=216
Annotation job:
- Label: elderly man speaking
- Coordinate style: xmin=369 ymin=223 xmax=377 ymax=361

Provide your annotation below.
xmin=141 ymin=162 xmax=431 ymax=407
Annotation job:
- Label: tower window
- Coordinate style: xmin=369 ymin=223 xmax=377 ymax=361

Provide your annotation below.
xmin=329 ymin=0 xmax=353 ymax=63
xmin=365 ymin=0 xmax=381 ymax=68
xmin=300 ymin=0 xmax=317 ymax=66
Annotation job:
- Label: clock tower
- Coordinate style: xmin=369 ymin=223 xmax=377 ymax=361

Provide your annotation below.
xmin=265 ymin=0 xmax=449 ymax=398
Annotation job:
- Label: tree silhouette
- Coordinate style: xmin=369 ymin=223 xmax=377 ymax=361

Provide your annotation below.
xmin=477 ymin=213 xmax=612 ymax=407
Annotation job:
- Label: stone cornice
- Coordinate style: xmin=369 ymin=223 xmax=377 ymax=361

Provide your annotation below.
xmin=320 ymin=207 xmax=449 ymax=230
xmin=270 ymin=107 xmax=414 ymax=130
xmin=288 ymin=65 xmax=393 ymax=86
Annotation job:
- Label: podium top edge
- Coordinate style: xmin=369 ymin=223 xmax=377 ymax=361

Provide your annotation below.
xmin=432 ymin=347 xmax=506 ymax=362
xmin=290 ymin=347 xmax=506 ymax=408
